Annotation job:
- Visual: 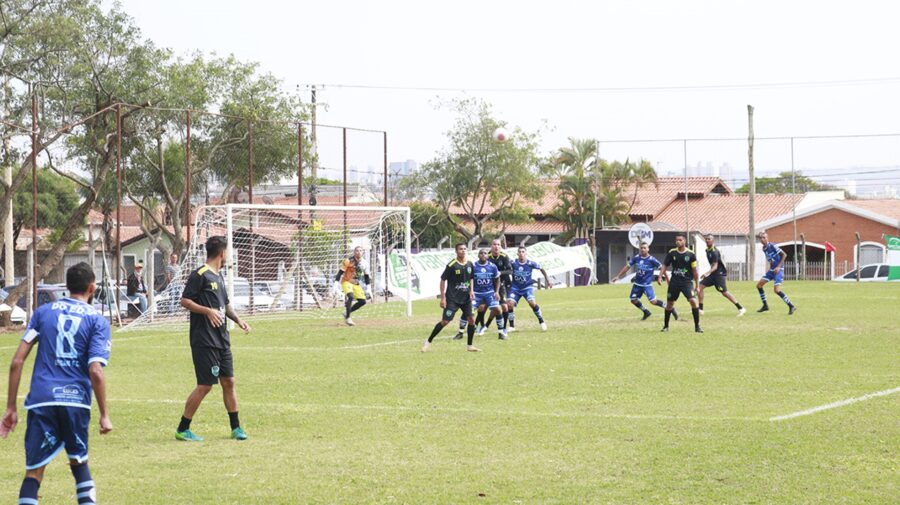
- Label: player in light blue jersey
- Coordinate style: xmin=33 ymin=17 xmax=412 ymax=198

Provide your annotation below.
xmin=506 ymin=246 xmax=552 ymax=331
xmin=611 ymin=242 xmax=674 ymax=321
xmin=470 ymin=249 xmax=507 ymax=340
xmin=2 ymin=263 xmax=112 ymax=505
xmin=756 ymin=231 xmax=797 ymax=315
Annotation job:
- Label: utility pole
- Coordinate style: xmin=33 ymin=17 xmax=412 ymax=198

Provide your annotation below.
xmin=3 ymin=136 xmax=13 ymax=290
xmin=309 ymin=85 xmax=318 ymax=206
xmin=747 ymin=105 xmax=757 ymax=281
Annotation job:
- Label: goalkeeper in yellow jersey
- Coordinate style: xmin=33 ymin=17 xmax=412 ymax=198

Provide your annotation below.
xmin=336 ymin=246 xmax=371 ymax=326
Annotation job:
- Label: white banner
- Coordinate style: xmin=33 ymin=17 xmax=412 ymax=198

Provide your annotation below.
xmin=387 ymin=242 xmax=594 ymax=300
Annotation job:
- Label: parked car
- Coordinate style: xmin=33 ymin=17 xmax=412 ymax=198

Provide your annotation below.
xmin=4 ymin=284 xmax=70 ymax=310
xmin=834 ymin=263 xmax=896 ymax=282
xmin=93 ymin=284 xmax=136 ymax=318
xmin=232 ymin=278 xmax=282 ymax=312
xmin=0 ymin=288 xmax=27 ymax=324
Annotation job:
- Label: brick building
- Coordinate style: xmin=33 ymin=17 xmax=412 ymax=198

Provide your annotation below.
xmin=758 ymin=199 xmax=900 ymax=277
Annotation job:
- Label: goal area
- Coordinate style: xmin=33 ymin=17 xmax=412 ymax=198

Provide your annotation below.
xmin=122 ymin=204 xmax=412 ymax=331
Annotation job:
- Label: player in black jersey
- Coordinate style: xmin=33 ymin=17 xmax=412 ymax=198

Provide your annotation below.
xmin=698 ymin=234 xmax=746 ymax=317
xmin=421 ymin=243 xmax=481 ymax=353
xmin=456 ymin=239 xmax=512 ymax=339
xmin=176 ymin=236 xmax=252 ymax=442
xmin=658 ymin=234 xmax=703 ymax=333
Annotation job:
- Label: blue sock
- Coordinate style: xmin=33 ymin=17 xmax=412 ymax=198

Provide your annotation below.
xmin=508 ymin=310 xmax=515 ymax=326
xmin=495 ymin=314 xmax=505 ymax=330
xmin=633 ymin=301 xmax=646 ymax=311
xmin=652 ymin=299 xmax=664 ymax=308
xmin=19 ymin=477 xmax=39 ymax=505
xmin=532 ymin=305 xmax=544 ymax=323
xmin=777 ymin=291 xmax=794 ymax=307
xmin=71 ymin=463 xmax=95 ymax=505
xmin=458 ymin=318 xmax=467 ymax=331
xmin=758 ymin=287 xmax=767 ymax=304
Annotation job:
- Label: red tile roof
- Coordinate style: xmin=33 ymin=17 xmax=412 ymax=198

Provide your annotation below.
xmin=620 ymin=177 xmax=732 ymax=219
xmin=842 ymin=198 xmax=900 ymax=221
xmin=654 ymin=193 xmax=804 ymax=234
xmin=457 ymin=218 xmax=566 ymax=235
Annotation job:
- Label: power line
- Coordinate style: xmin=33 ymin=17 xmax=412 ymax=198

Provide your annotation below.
xmin=305 ymin=77 xmax=900 ymax=94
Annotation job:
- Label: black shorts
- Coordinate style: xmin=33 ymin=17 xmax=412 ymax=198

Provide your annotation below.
xmin=191 ymin=346 xmax=234 ymax=385
xmin=498 ymin=285 xmax=508 ymax=300
xmin=700 ymin=274 xmax=728 ymax=293
xmin=667 ymin=282 xmax=696 ymax=302
xmin=442 ymin=299 xmax=473 ymax=322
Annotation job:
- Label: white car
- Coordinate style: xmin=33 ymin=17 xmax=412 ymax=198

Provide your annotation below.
xmin=834 ymin=263 xmax=896 ymax=282
xmin=0 ymin=288 xmax=29 ymax=325
xmin=231 ymin=278 xmax=282 ymax=312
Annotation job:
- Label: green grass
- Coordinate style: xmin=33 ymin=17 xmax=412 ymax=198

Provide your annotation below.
xmin=1 ymin=281 xmax=898 ymax=504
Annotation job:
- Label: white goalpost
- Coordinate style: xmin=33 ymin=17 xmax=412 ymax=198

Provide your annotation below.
xmin=122 ymin=204 xmax=412 ymax=331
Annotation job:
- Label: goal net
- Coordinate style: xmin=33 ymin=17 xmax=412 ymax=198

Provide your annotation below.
xmin=122 ymin=204 xmax=412 ymax=331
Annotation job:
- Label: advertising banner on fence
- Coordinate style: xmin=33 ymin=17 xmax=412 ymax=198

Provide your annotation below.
xmin=387 ymin=242 xmax=594 ymax=300
xmin=886 ymin=234 xmax=900 ymax=281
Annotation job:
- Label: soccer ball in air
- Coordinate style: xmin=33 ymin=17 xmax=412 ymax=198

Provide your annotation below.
xmin=492 ymin=128 xmax=509 ymax=143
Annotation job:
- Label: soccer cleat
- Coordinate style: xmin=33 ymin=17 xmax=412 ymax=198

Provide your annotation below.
xmin=175 ymin=430 xmax=203 ymax=442
xmin=695 ymin=327 xmax=704 ymax=333
xmin=344 ymin=317 xmax=355 ymax=326
xmin=788 ymin=306 xmax=797 ymax=315
xmin=476 ymin=325 xmax=487 ymax=337
xmin=641 ymin=310 xmax=652 ymax=321
xmin=498 ymin=331 xmax=507 ymax=340
xmin=420 ymin=341 xmax=431 ymax=353
xmin=757 ymin=305 xmax=769 ymax=313
xmin=540 ymin=322 xmax=548 ymax=331
xmin=660 ymin=327 xmax=669 ymax=332
xmin=507 ymin=326 xmax=516 ymax=333
xmin=698 ymin=309 xmax=704 ymax=315
xmin=466 ymin=345 xmax=482 ymax=352
xmin=452 ymin=331 xmax=464 ymax=340
xmin=737 ymin=308 xmax=746 ymax=317
xmin=672 ymin=309 xmax=679 ymax=321
xmin=231 ymin=427 xmax=248 ymax=440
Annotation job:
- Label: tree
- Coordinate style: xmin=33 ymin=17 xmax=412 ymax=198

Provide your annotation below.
xmin=408 ymin=201 xmax=462 ymax=249
xmin=11 ymin=168 xmax=79 ymax=246
xmin=406 ymin=98 xmax=544 ymax=244
xmin=2 ymin=0 xmax=170 ymax=313
xmin=548 ymin=138 xmax=657 ymax=258
xmin=736 ymin=171 xmax=846 ymax=195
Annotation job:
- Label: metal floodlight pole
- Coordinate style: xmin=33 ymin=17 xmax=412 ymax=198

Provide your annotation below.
xmin=298 ymin=123 xmax=303 ymax=206
xmin=186 ymin=110 xmax=192 ymax=251
xmin=383 ymin=131 xmax=388 ymax=207
xmin=30 ymin=89 xmax=38 ymax=314
xmin=683 ymin=140 xmax=690 ymax=241
xmin=343 ymin=127 xmax=348 ymax=251
xmin=115 ymin=104 xmax=123 ymax=321
xmin=248 ymin=120 xmax=254 ymax=203
xmin=791 ymin=137 xmax=798 ymax=280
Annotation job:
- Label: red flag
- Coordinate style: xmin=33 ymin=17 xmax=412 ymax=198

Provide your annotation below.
xmin=825 ymin=241 xmax=836 ymax=253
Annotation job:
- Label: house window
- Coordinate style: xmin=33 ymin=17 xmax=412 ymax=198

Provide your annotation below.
xmin=859 ymin=244 xmax=884 ymax=266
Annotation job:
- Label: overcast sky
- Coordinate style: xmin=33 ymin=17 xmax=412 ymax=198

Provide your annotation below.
xmin=114 ymin=0 xmax=900 ymax=194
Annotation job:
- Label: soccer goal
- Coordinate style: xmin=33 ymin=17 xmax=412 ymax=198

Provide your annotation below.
xmin=122 ymin=204 xmax=412 ymax=331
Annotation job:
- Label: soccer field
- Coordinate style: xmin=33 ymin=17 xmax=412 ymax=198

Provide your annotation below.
xmin=1 ymin=281 xmax=897 ymax=504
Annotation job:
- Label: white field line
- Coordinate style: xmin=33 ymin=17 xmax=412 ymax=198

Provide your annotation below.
xmin=107 ymin=397 xmax=764 ymax=422
xmin=769 ymin=386 xmax=900 ymax=422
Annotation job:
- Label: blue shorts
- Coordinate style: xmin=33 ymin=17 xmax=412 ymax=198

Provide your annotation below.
xmin=507 ymin=287 xmax=535 ymax=304
xmin=630 ymin=284 xmax=658 ymax=301
xmin=761 ymin=269 xmax=784 ymax=286
xmin=24 ymin=406 xmax=90 ymax=470
xmin=474 ymin=291 xmax=500 ymax=309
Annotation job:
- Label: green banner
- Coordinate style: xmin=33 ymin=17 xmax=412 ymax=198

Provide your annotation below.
xmin=388 ymin=242 xmax=594 ymax=300
xmin=886 ymin=234 xmax=900 ymax=281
